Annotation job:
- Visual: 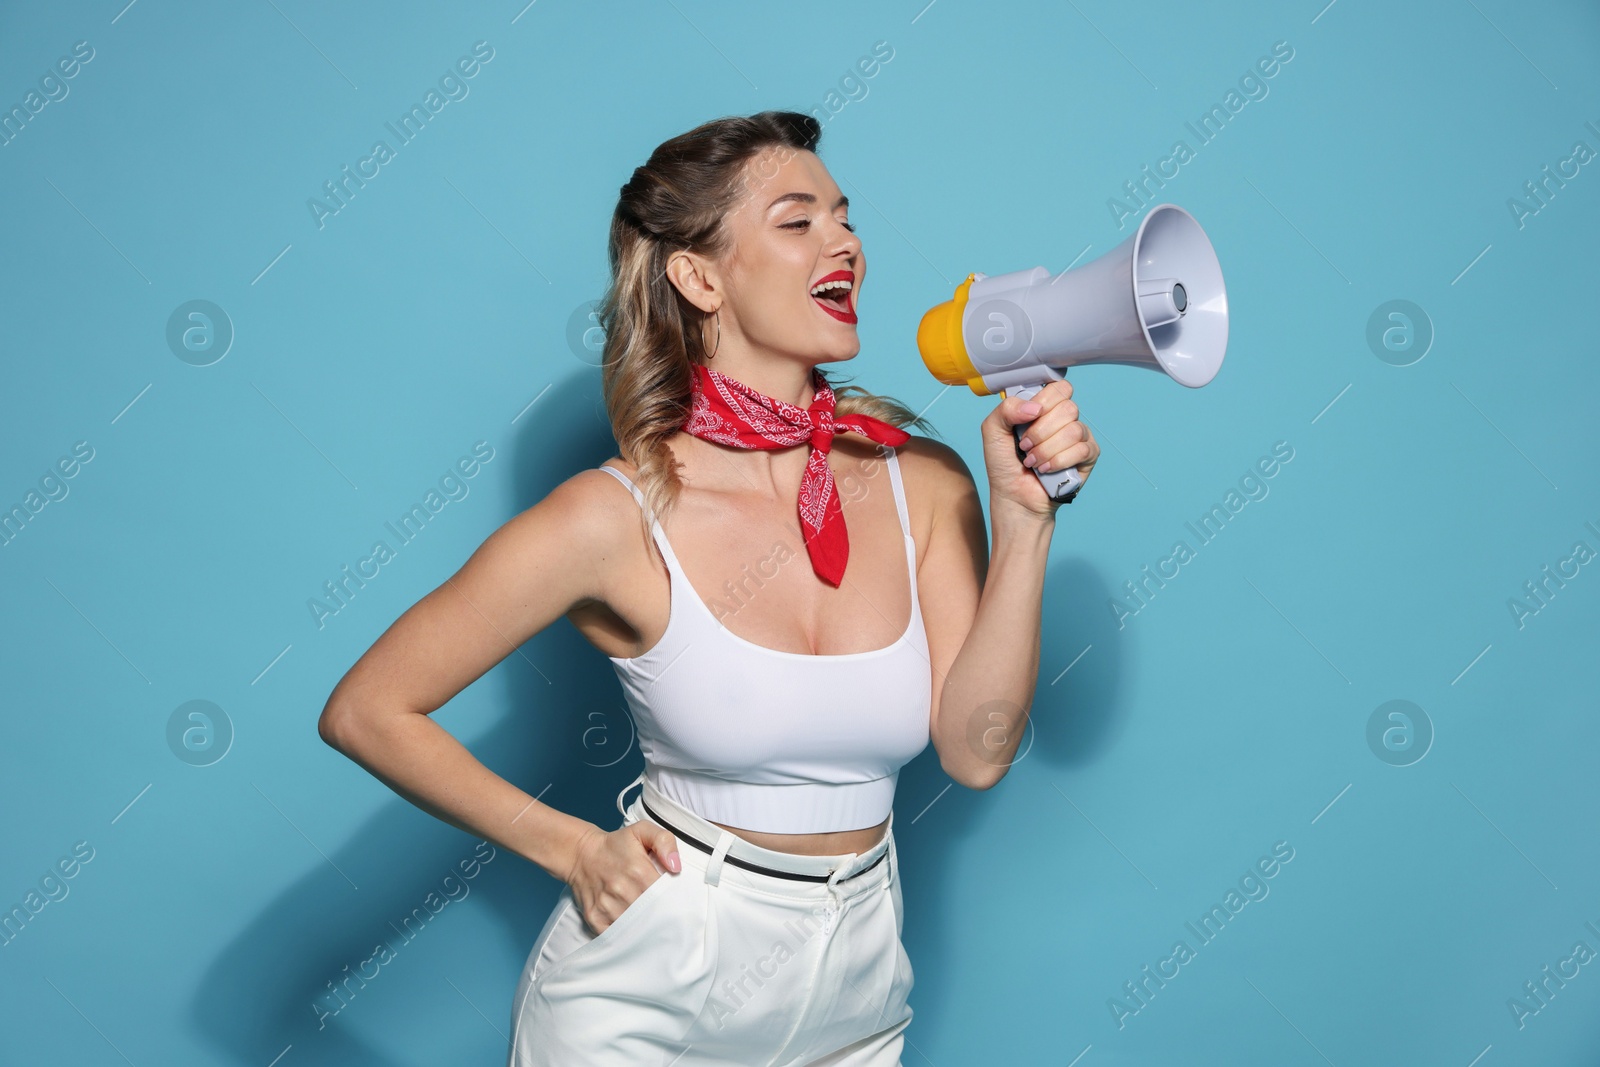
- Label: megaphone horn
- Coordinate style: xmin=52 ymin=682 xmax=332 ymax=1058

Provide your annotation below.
xmin=917 ymin=203 xmax=1228 ymax=503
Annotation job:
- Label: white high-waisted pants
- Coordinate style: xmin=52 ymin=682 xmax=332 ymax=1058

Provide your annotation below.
xmin=506 ymin=770 xmax=915 ymax=1066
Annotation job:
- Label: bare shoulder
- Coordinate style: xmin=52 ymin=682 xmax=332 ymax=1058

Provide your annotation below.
xmin=893 ymin=435 xmax=986 ymax=581
xmin=481 ymin=460 xmax=645 ymax=597
xmin=893 ymin=434 xmax=980 ymax=514
xmin=504 ymin=461 xmax=635 ymax=539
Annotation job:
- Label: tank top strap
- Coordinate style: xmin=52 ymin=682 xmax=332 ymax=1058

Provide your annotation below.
xmin=597 ymin=464 xmax=686 ymax=573
xmin=883 ymin=446 xmax=912 ymax=539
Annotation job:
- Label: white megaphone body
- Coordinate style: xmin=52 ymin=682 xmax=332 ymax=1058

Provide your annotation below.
xmin=917 ymin=203 xmax=1228 ymax=503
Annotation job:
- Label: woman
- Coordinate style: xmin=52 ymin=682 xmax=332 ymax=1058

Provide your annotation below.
xmin=318 ymin=110 xmax=1097 ymax=1065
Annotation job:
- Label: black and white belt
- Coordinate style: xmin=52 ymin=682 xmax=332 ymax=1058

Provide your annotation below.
xmin=640 ymin=797 xmax=887 ymax=884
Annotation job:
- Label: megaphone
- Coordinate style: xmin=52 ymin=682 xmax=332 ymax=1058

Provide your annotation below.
xmin=917 ymin=203 xmax=1228 ymax=503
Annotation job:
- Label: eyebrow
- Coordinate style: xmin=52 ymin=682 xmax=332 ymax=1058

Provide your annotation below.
xmin=767 ymin=191 xmax=849 ymax=212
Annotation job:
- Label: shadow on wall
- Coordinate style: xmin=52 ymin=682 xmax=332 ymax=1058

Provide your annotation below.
xmin=186 ymin=367 xmax=1131 ymax=1063
xmin=188 ymin=371 xmax=642 ymax=1065
xmin=889 ymin=555 xmax=1128 ymax=1018
xmin=1036 ymin=557 xmax=1129 ymax=770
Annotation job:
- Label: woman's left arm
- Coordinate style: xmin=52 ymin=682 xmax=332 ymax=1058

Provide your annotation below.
xmin=916 ymin=379 xmax=1097 ymax=790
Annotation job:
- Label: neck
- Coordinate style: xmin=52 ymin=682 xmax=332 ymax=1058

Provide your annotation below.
xmin=705 ymin=357 xmax=819 ymax=408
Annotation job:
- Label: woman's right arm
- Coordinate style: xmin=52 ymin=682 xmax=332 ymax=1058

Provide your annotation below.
xmin=316 ymin=469 xmax=635 ymax=886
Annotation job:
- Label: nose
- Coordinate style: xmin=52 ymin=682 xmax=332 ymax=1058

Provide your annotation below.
xmin=828 ymin=239 xmax=860 ymax=275
xmin=828 ymin=216 xmax=860 ymax=250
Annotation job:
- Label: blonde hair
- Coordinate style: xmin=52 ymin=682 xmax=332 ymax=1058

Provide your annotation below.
xmin=597 ymin=109 xmax=935 ymax=542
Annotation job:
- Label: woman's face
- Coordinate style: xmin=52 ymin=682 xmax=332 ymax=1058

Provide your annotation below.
xmin=679 ymin=147 xmax=865 ymax=371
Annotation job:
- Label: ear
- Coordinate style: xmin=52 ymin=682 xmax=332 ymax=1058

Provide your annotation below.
xmin=665 ymin=249 xmax=720 ymax=315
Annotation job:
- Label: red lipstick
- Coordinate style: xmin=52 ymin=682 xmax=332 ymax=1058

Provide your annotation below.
xmin=809 ymin=269 xmax=857 ymax=325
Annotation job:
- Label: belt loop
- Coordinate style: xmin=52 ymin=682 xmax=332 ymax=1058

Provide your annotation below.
xmin=616 ymin=769 xmax=647 ymax=820
xmin=822 ymin=865 xmax=850 ymax=935
xmin=704 ymin=830 xmax=736 ymax=887
xmin=883 ymin=812 xmax=896 ymax=890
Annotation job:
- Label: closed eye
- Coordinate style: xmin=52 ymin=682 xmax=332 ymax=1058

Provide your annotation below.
xmin=783 ymin=219 xmax=857 ymax=234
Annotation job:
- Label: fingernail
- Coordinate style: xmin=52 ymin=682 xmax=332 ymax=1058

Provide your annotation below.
xmin=1017 ymin=436 xmax=1033 ymax=451
xmin=1023 ymin=454 xmax=1037 ymax=468
xmin=668 ymin=851 xmax=681 ymax=872
xmin=1019 ymin=401 xmax=1041 ymax=417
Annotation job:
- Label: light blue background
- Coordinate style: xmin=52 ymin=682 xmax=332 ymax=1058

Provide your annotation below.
xmin=3 ymin=0 xmax=1598 ymax=1063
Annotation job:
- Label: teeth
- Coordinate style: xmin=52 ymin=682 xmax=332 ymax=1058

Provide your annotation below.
xmin=810 ymin=278 xmax=853 ymax=297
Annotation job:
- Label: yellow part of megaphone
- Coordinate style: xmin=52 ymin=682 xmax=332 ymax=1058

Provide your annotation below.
xmin=916 ymin=273 xmax=991 ymax=395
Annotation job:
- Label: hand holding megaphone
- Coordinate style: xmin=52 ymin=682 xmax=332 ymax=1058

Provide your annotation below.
xmin=918 ymin=204 xmax=1229 ymax=504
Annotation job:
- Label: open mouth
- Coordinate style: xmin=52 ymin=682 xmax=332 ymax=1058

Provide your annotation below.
xmin=809 ymin=270 xmax=857 ymax=324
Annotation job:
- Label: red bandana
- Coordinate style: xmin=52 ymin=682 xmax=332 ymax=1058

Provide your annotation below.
xmin=682 ymin=363 xmax=911 ymax=587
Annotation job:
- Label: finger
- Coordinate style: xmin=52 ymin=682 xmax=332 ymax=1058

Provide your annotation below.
xmin=1037 ymin=378 xmax=1074 ymax=405
xmin=1020 ymin=418 xmax=1083 ymax=464
xmin=1022 ymin=421 xmax=1088 ymax=471
xmin=993 ymin=392 xmax=1046 ymax=431
xmin=1007 ymin=380 xmax=1075 ymax=434
xmin=643 ymin=825 xmax=681 ymax=873
xmin=597 ymin=872 xmax=648 ymax=930
xmin=1016 ymin=398 xmax=1080 ymax=452
xmin=1027 ymin=379 xmax=1074 ymax=415
xmin=581 ymin=896 xmax=611 ymax=935
xmin=1040 ymin=434 xmax=1096 ymax=474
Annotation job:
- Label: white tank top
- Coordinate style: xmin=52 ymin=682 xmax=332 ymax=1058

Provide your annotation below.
xmin=596 ymin=448 xmax=932 ymax=834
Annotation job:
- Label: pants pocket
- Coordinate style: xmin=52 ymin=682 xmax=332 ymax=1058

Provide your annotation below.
xmin=510 ymin=864 xmax=719 ymax=1066
xmin=531 ymin=868 xmax=679 ymax=989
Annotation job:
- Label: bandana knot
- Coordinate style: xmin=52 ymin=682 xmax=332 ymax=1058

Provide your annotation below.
xmin=809 ymin=410 xmax=835 ymax=454
xmin=682 ymin=363 xmax=911 ymax=587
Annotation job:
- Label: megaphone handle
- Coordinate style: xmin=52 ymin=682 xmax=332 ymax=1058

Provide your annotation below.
xmin=1006 ymin=382 xmax=1084 ymax=504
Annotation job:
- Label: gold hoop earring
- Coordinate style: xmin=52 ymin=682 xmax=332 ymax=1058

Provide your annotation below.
xmin=706 ymin=308 xmax=721 ymax=359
